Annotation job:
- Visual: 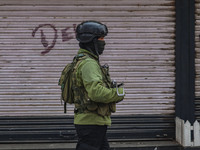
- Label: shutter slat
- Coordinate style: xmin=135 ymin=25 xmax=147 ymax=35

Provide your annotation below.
xmin=0 ymin=0 xmax=175 ymax=116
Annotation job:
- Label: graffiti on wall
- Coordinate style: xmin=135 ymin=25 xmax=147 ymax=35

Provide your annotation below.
xmin=32 ymin=24 xmax=76 ymax=55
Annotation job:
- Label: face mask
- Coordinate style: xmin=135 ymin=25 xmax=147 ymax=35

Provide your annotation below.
xmin=96 ymin=40 xmax=106 ymax=55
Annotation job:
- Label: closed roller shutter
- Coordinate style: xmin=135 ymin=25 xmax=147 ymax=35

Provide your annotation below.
xmin=0 ymin=0 xmax=175 ymax=116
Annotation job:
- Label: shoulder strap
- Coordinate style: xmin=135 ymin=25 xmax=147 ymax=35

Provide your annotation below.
xmin=73 ymin=53 xmax=88 ymax=70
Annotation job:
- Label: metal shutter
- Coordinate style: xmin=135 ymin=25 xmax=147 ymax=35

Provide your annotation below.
xmin=0 ymin=0 xmax=175 ymax=116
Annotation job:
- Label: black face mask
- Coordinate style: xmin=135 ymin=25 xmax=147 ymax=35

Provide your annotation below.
xmin=79 ymin=40 xmax=105 ymax=56
xmin=96 ymin=40 xmax=106 ymax=55
xmin=79 ymin=42 xmax=95 ymax=52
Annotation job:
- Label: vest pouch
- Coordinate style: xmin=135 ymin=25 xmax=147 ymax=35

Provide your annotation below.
xmin=86 ymin=101 xmax=98 ymax=111
xmin=109 ymin=102 xmax=116 ymax=113
xmin=101 ymin=64 xmax=112 ymax=88
xmin=97 ymin=103 xmax=111 ymax=116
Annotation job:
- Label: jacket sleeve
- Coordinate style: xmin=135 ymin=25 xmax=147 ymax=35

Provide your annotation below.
xmin=80 ymin=59 xmax=124 ymax=103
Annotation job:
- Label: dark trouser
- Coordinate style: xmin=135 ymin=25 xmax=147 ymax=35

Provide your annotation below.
xmin=75 ymin=125 xmax=110 ymax=150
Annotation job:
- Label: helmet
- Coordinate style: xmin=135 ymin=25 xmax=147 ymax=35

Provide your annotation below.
xmin=76 ymin=21 xmax=108 ymax=43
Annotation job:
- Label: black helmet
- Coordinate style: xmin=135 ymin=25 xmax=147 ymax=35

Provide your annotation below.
xmin=76 ymin=21 xmax=108 ymax=43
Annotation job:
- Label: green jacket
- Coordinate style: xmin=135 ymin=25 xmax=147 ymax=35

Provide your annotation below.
xmin=74 ymin=49 xmax=125 ymax=126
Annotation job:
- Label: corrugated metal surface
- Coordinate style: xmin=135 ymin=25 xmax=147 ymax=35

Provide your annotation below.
xmin=195 ymin=0 xmax=200 ymax=119
xmin=0 ymin=0 xmax=175 ymax=116
xmin=0 ymin=115 xmax=175 ymax=143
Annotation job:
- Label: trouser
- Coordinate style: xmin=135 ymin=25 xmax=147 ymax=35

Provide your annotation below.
xmin=75 ymin=125 xmax=110 ymax=150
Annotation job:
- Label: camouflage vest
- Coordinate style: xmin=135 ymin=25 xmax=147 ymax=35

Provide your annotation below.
xmin=72 ymin=53 xmax=116 ymax=116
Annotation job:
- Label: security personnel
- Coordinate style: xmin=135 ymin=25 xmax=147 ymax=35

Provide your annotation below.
xmin=73 ymin=21 xmax=125 ymax=150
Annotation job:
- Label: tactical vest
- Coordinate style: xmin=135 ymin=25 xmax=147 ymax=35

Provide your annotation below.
xmin=72 ymin=53 xmax=116 ymax=116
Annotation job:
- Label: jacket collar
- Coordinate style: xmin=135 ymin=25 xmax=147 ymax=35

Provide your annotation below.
xmin=78 ymin=49 xmax=99 ymax=61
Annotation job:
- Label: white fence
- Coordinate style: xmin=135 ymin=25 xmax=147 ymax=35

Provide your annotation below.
xmin=176 ymin=117 xmax=200 ymax=146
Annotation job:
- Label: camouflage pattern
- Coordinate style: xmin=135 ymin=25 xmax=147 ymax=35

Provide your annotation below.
xmin=72 ymin=52 xmax=116 ymax=116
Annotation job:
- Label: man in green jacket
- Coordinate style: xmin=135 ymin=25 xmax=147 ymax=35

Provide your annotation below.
xmin=74 ymin=21 xmax=125 ymax=150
